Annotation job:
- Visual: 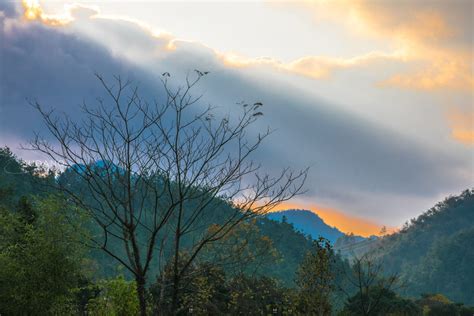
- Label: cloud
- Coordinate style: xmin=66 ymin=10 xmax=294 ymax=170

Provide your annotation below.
xmin=285 ymin=51 xmax=405 ymax=79
xmin=0 ymin=1 xmax=20 ymax=17
xmin=0 ymin=8 xmax=152 ymax=141
xmin=380 ymin=57 xmax=474 ymax=91
xmin=19 ymin=0 xmax=474 ymax=92
xmin=446 ymin=107 xmax=474 ymax=145
xmin=21 ymin=0 xmax=86 ymax=26
xmin=1 ymin=2 xmax=472 ymax=229
xmin=289 ymin=0 xmax=474 ymax=91
xmin=18 ymin=0 xmax=408 ymax=83
xmin=220 ymin=50 xmax=406 ymax=80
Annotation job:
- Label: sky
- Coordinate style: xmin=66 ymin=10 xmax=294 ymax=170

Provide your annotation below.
xmin=0 ymin=0 xmax=473 ymax=236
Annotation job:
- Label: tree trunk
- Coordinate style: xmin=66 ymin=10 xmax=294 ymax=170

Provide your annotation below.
xmin=136 ymin=275 xmax=148 ymax=316
xmin=158 ymin=272 xmax=166 ymax=313
xmin=170 ymin=254 xmax=180 ymax=314
xmin=171 ymin=205 xmax=183 ymax=314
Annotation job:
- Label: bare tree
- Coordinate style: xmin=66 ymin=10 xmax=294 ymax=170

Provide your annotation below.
xmin=29 ymin=71 xmax=307 ymax=315
xmin=339 ymin=253 xmax=402 ymax=316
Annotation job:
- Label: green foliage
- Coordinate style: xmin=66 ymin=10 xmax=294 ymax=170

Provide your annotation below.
xmin=415 ymin=294 xmax=474 ymax=316
xmin=296 ymin=237 xmax=334 ymax=315
xmin=412 ymin=228 xmax=474 ymax=305
xmin=0 ymin=149 xmax=89 ymax=314
xmin=178 ymin=265 xmax=228 ymax=315
xmin=0 ymin=195 xmax=87 ymax=315
xmin=2 ymin=148 xmax=473 ymax=314
xmin=227 ymin=274 xmax=294 ymax=315
xmin=59 ymin=161 xmax=316 ymax=287
xmin=341 ymin=287 xmax=422 ymax=316
xmin=151 ymin=259 xmax=294 ymax=315
xmin=0 ymin=147 xmax=55 ymax=204
xmin=373 ymin=189 xmax=474 ymax=304
xmin=201 ymin=219 xmax=279 ymax=276
xmin=151 ymin=254 xmax=229 ymax=315
xmin=257 ymin=217 xmax=314 ymax=285
xmin=87 ymin=275 xmax=140 ymax=316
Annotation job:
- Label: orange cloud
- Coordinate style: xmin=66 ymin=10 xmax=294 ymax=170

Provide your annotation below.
xmin=223 ymin=0 xmax=473 ymax=90
xmin=220 ymin=50 xmax=405 ymax=80
xmin=285 ymin=51 xmax=404 ymax=79
xmin=272 ymin=201 xmax=394 ymax=237
xmin=380 ymin=56 xmax=474 ymax=91
xmin=291 ymin=0 xmax=474 ymax=91
xmin=446 ymin=107 xmax=474 ymax=145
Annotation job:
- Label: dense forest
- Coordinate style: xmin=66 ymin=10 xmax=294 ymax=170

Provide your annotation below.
xmin=1 ymin=146 xmax=473 ymax=315
xmin=371 ymin=189 xmax=474 ymax=305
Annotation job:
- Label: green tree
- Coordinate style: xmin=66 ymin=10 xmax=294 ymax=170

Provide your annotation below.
xmin=296 ymin=237 xmax=334 ymax=315
xmin=371 ymin=189 xmax=474 ymax=304
xmin=0 ymin=196 xmax=87 ymax=314
xmin=416 ymin=294 xmax=474 ymax=316
xmin=339 ymin=254 xmax=403 ymax=316
xmin=0 ymin=147 xmax=55 ymax=205
xmin=342 ymin=287 xmax=421 ymax=316
xmin=227 ymin=274 xmax=294 ymax=315
xmin=87 ymin=275 xmax=140 ymax=316
xmin=151 ymin=257 xmax=229 ymax=315
xmin=200 ymin=219 xmax=279 ymax=277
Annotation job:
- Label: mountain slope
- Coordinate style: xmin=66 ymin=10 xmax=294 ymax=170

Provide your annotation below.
xmin=373 ymin=189 xmax=474 ymax=304
xmin=0 ymin=150 xmax=315 ymax=286
xmin=267 ymin=209 xmax=345 ymax=243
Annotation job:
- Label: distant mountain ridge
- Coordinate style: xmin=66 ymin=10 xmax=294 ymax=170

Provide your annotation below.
xmin=267 ymin=209 xmax=345 ymax=243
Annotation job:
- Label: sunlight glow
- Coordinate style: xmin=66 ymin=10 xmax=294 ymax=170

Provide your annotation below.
xmin=272 ymin=202 xmax=396 ymax=237
xmin=447 ymin=107 xmax=474 ymax=145
xmin=23 ymin=0 xmax=41 ymax=20
xmin=21 ymin=0 xmax=71 ymax=26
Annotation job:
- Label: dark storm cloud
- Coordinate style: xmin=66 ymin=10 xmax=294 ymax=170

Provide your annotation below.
xmin=0 ymin=9 xmax=471 ymax=224
xmin=0 ymin=16 xmax=160 ymax=141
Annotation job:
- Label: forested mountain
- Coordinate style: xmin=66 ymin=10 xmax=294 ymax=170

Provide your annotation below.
xmin=373 ymin=189 xmax=474 ymax=305
xmin=0 ymin=147 xmax=314 ymax=285
xmin=267 ymin=209 xmax=345 ymax=243
xmin=0 ymin=147 xmax=356 ymax=314
xmin=2 ymin=147 xmax=474 ymax=314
